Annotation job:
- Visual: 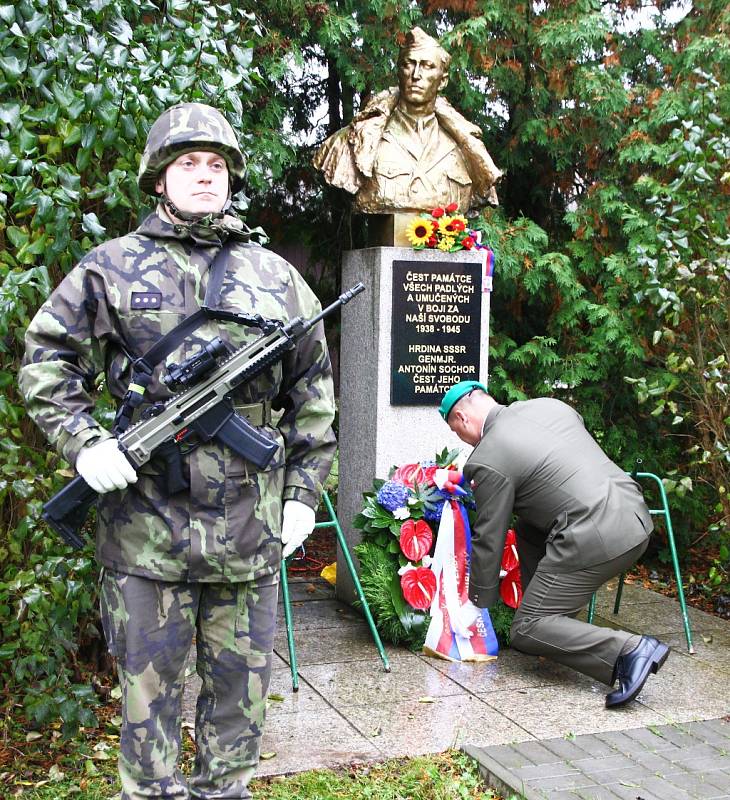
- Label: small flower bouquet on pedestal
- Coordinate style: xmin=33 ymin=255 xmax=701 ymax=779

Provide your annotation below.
xmin=405 ymin=203 xmax=489 ymax=254
xmin=353 ymin=449 xmax=521 ymax=660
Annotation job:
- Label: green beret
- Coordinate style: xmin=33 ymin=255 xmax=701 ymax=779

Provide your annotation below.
xmin=439 ymin=380 xmax=488 ymax=420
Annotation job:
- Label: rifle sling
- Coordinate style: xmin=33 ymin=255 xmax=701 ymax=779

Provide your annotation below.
xmin=114 ymin=240 xmax=269 ymax=435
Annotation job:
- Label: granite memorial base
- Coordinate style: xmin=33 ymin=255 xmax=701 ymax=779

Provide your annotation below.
xmin=336 ymin=246 xmax=491 ymax=604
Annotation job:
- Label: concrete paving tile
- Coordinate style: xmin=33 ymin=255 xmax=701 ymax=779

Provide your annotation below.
xmin=631 ymin=774 xmax=694 ymax=800
xmin=589 ymin=595 xmax=730 ymax=637
xmin=264 ymin=668 xmax=330 ymax=715
xmin=420 ymin=647 xmax=574 ymax=692
xmin=630 ymin=654 xmax=730 ymax=721
xmin=478 ymin=684 xmax=672 ymax=739
xmin=594 ymin=728 xmax=678 ymax=755
xmin=574 ymin=786 xmax=642 ymax=800
xmin=298 ymin=651 xmax=464 ymax=707
xmin=525 ymin=772 xmax=597 ymax=791
xmin=569 ymin=753 xmax=642 ymax=776
xmin=512 ymin=738 xmax=570 ymax=764
xmin=273 ymin=622 xmax=390 ymax=666
xmin=679 ymin=719 xmax=730 ymax=747
xmin=701 ymin=770 xmax=730 ymax=792
xmin=255 ymin=705 xmax=381 ymax=778
xmin=540 ymin=736 xmax=606 ymax=762
xmin=467 ymin=742 xmax=535 ymax=770
xmin=660 ymin=629 xmax=730 ymax=673
xmin=564 ymin=733 xmax=621 ymax=759
xmin=342 ymin=694 xmax=534 ymax=758
xmin=280 ymin=577 xmax=333 ymax=602
xmin=665 ymin=769 xmax=730 ymax=798
xmin=603 ymin=779 xmax=670 ymax=800
xmin=594 ymin=580 xmax=667 ymax=607
xmin=276 ymin=597 xmax=365 ymax=632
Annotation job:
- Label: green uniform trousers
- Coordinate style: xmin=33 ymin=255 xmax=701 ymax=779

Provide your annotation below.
xmin=100 ymin=570 xmax=278 ymax=799
xmin=510 ymin=524 xmax=649 ymax=685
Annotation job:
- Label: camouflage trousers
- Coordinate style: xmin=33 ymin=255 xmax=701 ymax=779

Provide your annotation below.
xmin=100 ymin=569 xmax=279 ymax=799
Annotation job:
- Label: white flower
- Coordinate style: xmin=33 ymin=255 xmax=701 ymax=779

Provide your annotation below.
xmin=398 ymin=563 xmax=416 ymax=576
xmin=393 ymin=506 xmax=410 ymax=520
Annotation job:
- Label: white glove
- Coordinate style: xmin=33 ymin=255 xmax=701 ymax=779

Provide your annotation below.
xmin=75 ymin=438 xmax=138 ymax=494
xmin=281 ymin=500 xmax=315 ymax=559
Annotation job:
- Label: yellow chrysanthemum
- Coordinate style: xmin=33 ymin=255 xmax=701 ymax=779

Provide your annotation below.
xmin=406 ymin=217 xmax=433 ymax=247
xmin=437 ymin=236 xmax=455 ymax=252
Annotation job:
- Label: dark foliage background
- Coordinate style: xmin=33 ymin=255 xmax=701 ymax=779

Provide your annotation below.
xmin=0 ymin=0 xmax=727 ymax=736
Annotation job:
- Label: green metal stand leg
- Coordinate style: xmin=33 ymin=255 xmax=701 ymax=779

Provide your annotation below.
xmin=280 ymin=556 xmax=299 ymax=691
xmin=638 ymin=472 xmax=694 ymax=654
xmin=322 ymin=493 xmax=391 ymax=672
xmin=613 ymin=573 xmax=625 ymax=615
xmin=587 ymin=469 xmax=692 ymax=656
xmin=587 ymin=592 xmax=596 ymax=624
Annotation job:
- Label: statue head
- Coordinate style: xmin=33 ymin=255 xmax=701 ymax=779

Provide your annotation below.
xmin=397 ymin=27 xmax=451 ymax=115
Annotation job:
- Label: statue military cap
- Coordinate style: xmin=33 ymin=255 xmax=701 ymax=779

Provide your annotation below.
xmin=400 ymin=26 xmax=451 ymax=70
xmin=439 ymin=380 xmax=488 ymax=420
xmin=138 ymin=103 xmax=246 ymax=196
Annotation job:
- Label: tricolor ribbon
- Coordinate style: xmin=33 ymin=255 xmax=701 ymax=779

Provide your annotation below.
xmin=423 ymin=499 xmax=499 ymax=662
xmin=482 ymin=247 xmax=495 ymax=293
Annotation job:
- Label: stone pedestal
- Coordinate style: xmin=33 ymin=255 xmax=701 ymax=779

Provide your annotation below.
xmin=336 ymin=246 xmax=491 ymax=604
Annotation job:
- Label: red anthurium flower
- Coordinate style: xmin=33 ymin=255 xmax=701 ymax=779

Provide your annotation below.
xmin=401 ymin=567 xmax=437 ymax=610
xmin=392 ymin=462 xmax=423 ymax=487
xmin=500 ymin=565 xmax=523 ymax=609
xmin=431 ymin=207 xmax=445 ymax=218
xmin=422 ymin=464 xmax=440 ymax=485
xmin=399 ymin=519 xmax=433 ymax=562
xmin=501 ymin=528 xmax=519 ymax=572
xmin=445 ymin=202 xmax=459 ymax=213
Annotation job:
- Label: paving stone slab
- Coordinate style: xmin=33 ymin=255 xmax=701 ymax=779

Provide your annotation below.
xmin=631 ymin=653 xmax=730 ymax=722
xmin=256 ymin=704 xmax=381 ymax=777
xmin=421 ymin=647 xmax=585 ymax=693
xmin=342 ymin=693 xmax=534 ymax=758
xmin=660 ymin=629 xmax=730 ymax=673
xmin=273 ymin=621 xmax=388 ymax=666
xmin=298 ymin=651 xmax=464 ymax=707
xmin=588 ymin=593 xmax=730 ymax=636
xmin=478 ymin=684 xmax=671 ymax=740
xmin=276 ymin=597 xmax=364 ymax=631
xmin=279 ymin=577 xmax=334 ymax=602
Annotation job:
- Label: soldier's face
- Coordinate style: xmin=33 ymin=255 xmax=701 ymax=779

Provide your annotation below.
xmin=156 ymin=151 xmax=229 ymax=215
xmin=398 ymin=49 xmax=448 ymax=111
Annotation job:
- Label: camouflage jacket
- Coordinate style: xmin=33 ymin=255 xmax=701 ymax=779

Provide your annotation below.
xmin=20 ymin=212 xmax=336 ymax=582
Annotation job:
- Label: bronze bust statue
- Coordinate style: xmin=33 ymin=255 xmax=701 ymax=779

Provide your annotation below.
xmin=313 ymin=27 xmax=502 ymax=216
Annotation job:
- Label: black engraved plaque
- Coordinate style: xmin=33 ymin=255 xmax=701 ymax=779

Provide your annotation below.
xmin=391 ymin=260 xmax=482 ymax=405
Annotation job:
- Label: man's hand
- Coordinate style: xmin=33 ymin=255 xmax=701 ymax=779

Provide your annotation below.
xmin=75 ymin=438 xmax=138 ymax=494
xmin=281 ymin=500 xmax=316 ymax=558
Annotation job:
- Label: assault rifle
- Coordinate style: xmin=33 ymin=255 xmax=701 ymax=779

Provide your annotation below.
xmin=42 ymin=283 xmax=365 ymax=549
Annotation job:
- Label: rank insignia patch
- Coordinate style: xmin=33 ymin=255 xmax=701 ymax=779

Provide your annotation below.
xmin=131 ymin=292 xmax=162 ymax=309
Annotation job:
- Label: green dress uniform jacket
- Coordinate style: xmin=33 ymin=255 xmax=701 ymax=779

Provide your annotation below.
xmin=465 ymin=398 xmax=653 ymax=608
xmin=19 ymin=212 xmax=336 ymax=584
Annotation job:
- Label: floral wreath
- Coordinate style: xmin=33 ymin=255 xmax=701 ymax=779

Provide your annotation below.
xmin=354 ymin=449 xmax=521 ymax=657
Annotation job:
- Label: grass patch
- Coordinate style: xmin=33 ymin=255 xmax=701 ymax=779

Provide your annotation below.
xmin=3 ymin=740 xmax=505 ymax=799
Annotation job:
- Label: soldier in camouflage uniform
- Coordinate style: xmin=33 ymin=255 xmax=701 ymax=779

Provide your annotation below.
xmin=19 ymin=103 xmax=337 ymax=799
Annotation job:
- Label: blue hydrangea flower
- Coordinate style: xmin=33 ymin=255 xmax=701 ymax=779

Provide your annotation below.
xmin=376 ymin=480 xmax=411 ymax=512
xmin=424 ymin=498 xmax=446 ymax=523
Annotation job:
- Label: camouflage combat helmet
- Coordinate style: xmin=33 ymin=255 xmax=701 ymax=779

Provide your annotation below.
xmin=138 ymin=103 xmax=246 ymax=196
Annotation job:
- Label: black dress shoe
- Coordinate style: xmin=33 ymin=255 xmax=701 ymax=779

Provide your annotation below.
xmin=605 ymin=635 xmax=669 ymax=708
